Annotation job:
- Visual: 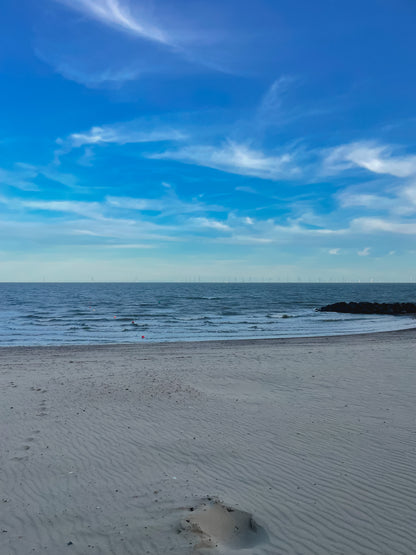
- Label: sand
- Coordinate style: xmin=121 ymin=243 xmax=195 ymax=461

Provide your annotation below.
xmin=1 ymin=330 xmax=416 ymax=554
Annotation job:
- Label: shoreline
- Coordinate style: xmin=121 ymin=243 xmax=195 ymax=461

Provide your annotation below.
xmin=1 ymin=324 xmax=416 ymax=353
xmin=2 ymin=327 xmax=416 ymax=554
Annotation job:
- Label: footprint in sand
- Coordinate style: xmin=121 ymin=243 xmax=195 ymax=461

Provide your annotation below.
xmin=179 ymin=498 xmax=268 ymax=550
xmin=37 ymin=400 xmax=48 ymax=416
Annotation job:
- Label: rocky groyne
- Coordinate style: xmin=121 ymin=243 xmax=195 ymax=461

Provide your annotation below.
xmin=318 ymin=302 xmax=416 ymax=315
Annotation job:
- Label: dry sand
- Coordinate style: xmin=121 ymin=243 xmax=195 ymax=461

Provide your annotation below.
xmin=1 ymin=330 xmax=416 ymax=554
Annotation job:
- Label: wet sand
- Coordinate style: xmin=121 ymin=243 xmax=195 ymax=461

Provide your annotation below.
xmin=1 ymin=330 xmax=416 ymax=554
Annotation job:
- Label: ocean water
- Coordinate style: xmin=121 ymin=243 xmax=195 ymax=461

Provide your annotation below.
xmin=0 ymin=282 xmax=416 ymax=347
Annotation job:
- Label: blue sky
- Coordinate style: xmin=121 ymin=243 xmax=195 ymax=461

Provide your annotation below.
xmin=1 ymin=0 xmax=416 ymax=281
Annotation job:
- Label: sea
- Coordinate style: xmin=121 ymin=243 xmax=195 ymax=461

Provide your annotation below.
xmin=0 ymin=282 xmax=416 ymax=347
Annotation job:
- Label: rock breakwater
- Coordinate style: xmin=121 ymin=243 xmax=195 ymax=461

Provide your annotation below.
xmin=318 ymin=302 xmax=416 ymax=315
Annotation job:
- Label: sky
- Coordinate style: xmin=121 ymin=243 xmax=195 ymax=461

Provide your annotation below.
xmin=1 ymin=0 xmax=416 ymax=282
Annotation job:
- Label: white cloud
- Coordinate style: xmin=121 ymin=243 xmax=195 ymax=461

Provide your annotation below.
xmin=22 ymin=200 xmax=104 ymax=219
xmin=352 ymin=217 xmax=416 ymax=235
xmin=72 ymin=229 xmax=103 ymax=236
xmin=67 ymin=122 xmax=186 ymax=148
xmin=103 ymin=243 xmax=155 ymax=249
xmin=325 ymin=142 xmax=416 ymax=177
xmin=235 ymin=186 xmax=258 ymax=194
xmin=337 ymin=179 xmax=416 ymax=218
xmin=4 ymin=192 xmax=226 ymax=233
xmin=106 ymin=196 xmax=165 ymax=212
xmin=106 ymin=194 xmax=224 ymax=216
xmin=0 ymin=164 xmax=77 ymax=191
xmin=0 ymin=217 xmax=160 ymax=245
xmin=0 ymin=167 xmax=39 ymax=191
xmin=338 ymin=191 xmax=394 ymax=211
xmin=401 ymin=183 xmax=416 ymax=209
xmin=54 ymin=0 xmax=170 ymax=45
xmin=358 ymin=247 xmax=371 ymax=256
xmin=34 ymin=53 xmax=146 ymax=88
xmin=329 ymin=248 xmax=340 ymax=255
xmin=149 ymin=141 xmax=301 ymax=181
xmin=67 ymin=218 xmax=176 ymax=241
xmin=218 ymin=235 xmax=274 ymax=245
xmin=38 ymin=0 xmax=240 ymax=90
xmin=256 ymin=76 xmax=294 ymax=123
xmin=191 ymin=217 xmax=230 ymax=231
xmin=54 ymin=120 xmax=188 ymax=162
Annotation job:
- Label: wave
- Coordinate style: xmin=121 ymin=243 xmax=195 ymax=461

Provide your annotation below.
xmin=2 ymin=283 xmax=416 ymax=346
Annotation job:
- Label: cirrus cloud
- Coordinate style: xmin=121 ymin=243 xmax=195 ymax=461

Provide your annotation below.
xmin=53 ymin=0 xmax=170 ymax=45
xmin=324 ymin=142 xmax=416 ymax=178
xmin=148 ymin=141 xmax=302 ymax=181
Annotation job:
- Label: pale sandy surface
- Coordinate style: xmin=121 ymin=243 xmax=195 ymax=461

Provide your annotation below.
xmin=1 ymin=331 xmax=416 ymax=554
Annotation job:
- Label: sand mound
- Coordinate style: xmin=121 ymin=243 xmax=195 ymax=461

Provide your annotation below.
xmin=180 ymin=498 xmax=268 ymax=550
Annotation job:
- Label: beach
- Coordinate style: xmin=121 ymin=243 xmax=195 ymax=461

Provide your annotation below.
xmin=1 ymin=330 xmax=416 ymax=554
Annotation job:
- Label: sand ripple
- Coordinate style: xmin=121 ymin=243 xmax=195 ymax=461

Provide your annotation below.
xmin=1 ymin=334 xmax=416 ymax=554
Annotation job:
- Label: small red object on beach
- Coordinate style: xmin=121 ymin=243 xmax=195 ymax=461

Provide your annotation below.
xmin=141 ymin=335 xmax=145 ymax=339
xmin=114 ymin=316 xmax=116 ymax=318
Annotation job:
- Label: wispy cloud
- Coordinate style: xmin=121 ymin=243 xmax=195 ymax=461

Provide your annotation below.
xmin=400 ymin=183 xmax=416 ymax=212
xmin=2 ymin=192 xmax=230 ymax=246
xmin=190 ymin=217 xmax=230 ymax=231
xmin=254 ymin=75 xmax=336 ymax=132
xmin=64 ymin=121 xmax=186 ymax=149
xmin=235 ymin=186 xmax=258 ymax=194
xmin=36 ymin=57 xmax=145 ymax=87
xmin=54 ymin=0 xmax=170 ymax=45
xmin=325 ymin=142 xmax=416 ymax=177
xmin=337 ymin=179 xmax=416 ymax=217
xmin=0 ymin=164 xmax=77 ymax=191
xmin=352 ymin=217 xmax=416 ymax=235
xmin=149 ymin=141 xmax=301 ymax=181
xmin=222 ymin=235 xmax=274 ymax=245
xmin=2 ymin=189 xmax=352 ymax=249
xmin=0 ymin=167 xmax=39 ymax=191
xmin=16 ymin=193 xmax=224 ymax=223
xmin=22 ymin=200 xmax=104 ymax=219
xmin=46 ymin=0 xmax=234 ymax=86
xmin=256 ymin=76 xmax=296 ymax=126
xmin=106 ymin=194 xmax=224 ymax=216
xmin=358 ymin=247 xmax=371 ymax=256
xmin=102 ymin=243 xmax=156 ymax=249
xmin=337 ymin=191 xmax=395 ymax=211
xmin=55 ymin=120 xmax=188 ymax=162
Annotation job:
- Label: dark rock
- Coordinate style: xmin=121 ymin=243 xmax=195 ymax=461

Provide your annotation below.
xmin=318 ymin=302 xmax=416 ymax=315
